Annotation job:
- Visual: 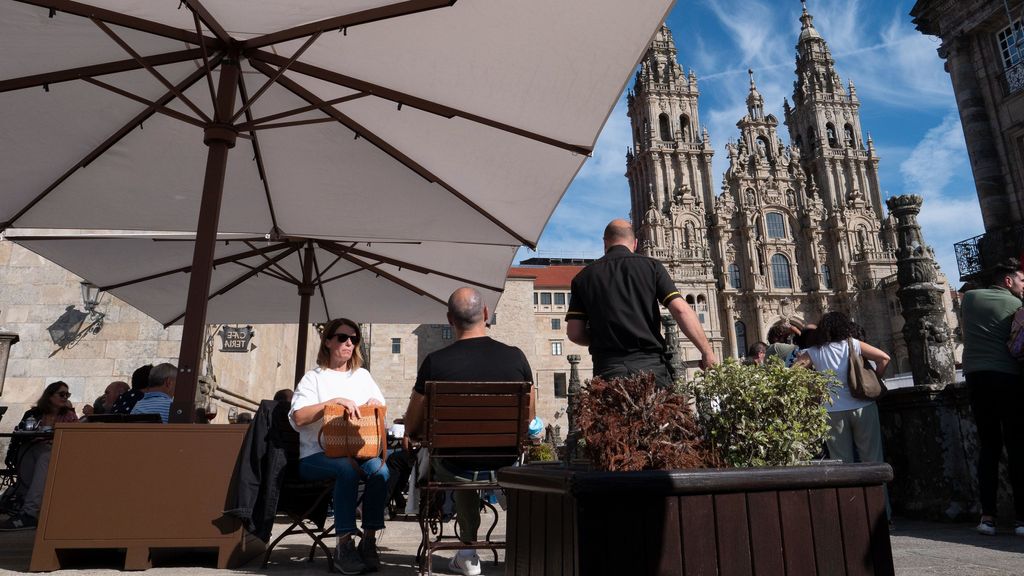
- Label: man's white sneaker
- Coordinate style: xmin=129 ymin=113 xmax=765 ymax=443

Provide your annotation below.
xmin=976 ymin=520 xmax=997 ymax=536
xmin=448 ymin=550 xmax=481 ymax=576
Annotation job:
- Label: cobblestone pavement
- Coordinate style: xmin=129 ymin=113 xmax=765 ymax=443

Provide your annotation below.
xmin=1 ymin=514 xmax=1022 ymax=575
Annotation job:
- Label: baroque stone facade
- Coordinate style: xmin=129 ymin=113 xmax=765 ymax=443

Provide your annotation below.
xmin=625 ymin=10 xmax=961 ymax=370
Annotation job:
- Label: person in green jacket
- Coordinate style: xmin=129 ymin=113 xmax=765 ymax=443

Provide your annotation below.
xmin=961 ymin=258 xmax=1024 ymax=537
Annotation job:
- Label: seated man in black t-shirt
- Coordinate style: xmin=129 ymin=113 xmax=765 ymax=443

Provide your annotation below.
xmin=404 ymin=287 xmax=534 ymax=576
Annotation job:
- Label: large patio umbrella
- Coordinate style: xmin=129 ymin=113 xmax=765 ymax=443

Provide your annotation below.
xmin=0 ymin=0 xmax=676 ymax=421
xmin=8 ymin=231 xmax=513 ymax=382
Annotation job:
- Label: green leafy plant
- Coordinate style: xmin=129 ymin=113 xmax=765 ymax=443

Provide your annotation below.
xmin=527 ymin=442 xmax=557 ymax=462
xmin=680 ymin=357 xmax=839 ymax=467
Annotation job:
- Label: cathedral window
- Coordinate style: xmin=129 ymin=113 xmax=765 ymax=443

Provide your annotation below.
xmin=659 ymin=113 xmax=672 ymax=141
xmin=757 ymin=136 xmax=772 ymax=161
xmin=771 ymin=254 xmax=793 ymax=289
xmin=696 ymin=295 xmax=708 ymax=324
xmin=822 ymin=264 xmax=833 ymax=289
xmin=826 ymin=123 xmax=839 ymax=148
xmin=679 ymin=115 xmax=690 ymax=140
xmin=998 ymin=20 xmax=1023 ymax=71
xmin=729 ymin=264 xmax=742 ymax=289
xmin=766 ymin=212 xmax=786 ymax=239
xmin=735 ymin=321 xmax=747 ymax=358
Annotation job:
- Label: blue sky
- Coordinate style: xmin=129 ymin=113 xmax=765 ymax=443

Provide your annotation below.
xmin=518 ymin=0 xmax=983 ymax=283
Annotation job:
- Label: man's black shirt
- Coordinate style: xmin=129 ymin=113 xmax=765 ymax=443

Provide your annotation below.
xmin=566 ymin=244 xmax=681 ymax=358
xmin=414 ymin=336 xmax=532 ymax=470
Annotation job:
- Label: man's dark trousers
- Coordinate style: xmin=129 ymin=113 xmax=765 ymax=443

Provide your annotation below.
xmin=966 ymin=371 xmax=1024 ymax=520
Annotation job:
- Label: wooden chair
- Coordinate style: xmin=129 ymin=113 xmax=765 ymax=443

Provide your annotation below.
xmin=417 ymin=381 xmax=531 ymax=575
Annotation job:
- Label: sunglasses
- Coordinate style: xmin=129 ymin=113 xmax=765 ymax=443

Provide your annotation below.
xmin=56 ymin=391 xmax=71 ymax=399
xmin=327 ymin=333 xmax=360 ymax=345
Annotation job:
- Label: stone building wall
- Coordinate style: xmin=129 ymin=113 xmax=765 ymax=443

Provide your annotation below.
xmin=0 ymin=240 xmax=316 ymax=431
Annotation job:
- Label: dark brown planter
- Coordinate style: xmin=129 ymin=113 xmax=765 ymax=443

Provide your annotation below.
xmin=498 ymin=462 xmax=894 ymax=576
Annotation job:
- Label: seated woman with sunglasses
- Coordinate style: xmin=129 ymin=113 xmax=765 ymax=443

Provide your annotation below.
xmin=290 ymin=318 xmax=388 ymax=575
xmin=1 ymin=381 xmax=78 ymax=531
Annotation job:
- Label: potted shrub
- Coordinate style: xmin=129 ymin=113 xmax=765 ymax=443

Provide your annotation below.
xmin=498 ymin=363 xmax=895 ymax=575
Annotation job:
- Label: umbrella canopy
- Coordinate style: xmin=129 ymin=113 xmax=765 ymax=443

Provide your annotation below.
xmin=10 ymin=231 xmax=513 ymax=381
xmin=0 ymin=0 xmax=676 ymax=420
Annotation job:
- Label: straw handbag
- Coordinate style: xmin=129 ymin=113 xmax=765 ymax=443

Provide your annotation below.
xmin=318 ymin=403 xmax=387 ymax=461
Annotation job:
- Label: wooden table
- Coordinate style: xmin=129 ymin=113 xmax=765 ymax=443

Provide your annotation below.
xmin=29 ymin=423 xmax=263 ymax=571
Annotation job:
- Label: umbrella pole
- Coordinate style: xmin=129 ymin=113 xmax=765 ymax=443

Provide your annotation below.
xmin=171 ymin=55 xmax=241 ymax=423
xmin=295 ymin=241 xmax=315 ymax=385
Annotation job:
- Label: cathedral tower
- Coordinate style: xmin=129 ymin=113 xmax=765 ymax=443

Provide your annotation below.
xmin=625 ymin=25 xmax=724 ymax=369
xmin=782 ymin=1 xmax=897 ymax=343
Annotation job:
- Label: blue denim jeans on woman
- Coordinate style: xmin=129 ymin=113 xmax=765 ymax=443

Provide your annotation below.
xmin=299 ymin=451 xmax=390 ymax=536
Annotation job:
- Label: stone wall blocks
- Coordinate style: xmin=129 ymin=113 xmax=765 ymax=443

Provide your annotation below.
xmin=103 ymin=340 xmax=159 ymax=362
xmin=95 ymin=322 xmax=141 ymax=342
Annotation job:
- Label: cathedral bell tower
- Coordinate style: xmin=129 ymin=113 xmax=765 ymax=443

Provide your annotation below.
xmin=625 ymin=24 xmax=723 ymax=370
xmin=782 ymin=1 xmax=897 ymax=340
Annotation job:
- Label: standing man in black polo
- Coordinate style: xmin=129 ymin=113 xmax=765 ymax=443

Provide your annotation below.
xmin=566 ymin=219 xmax=717 ymax=387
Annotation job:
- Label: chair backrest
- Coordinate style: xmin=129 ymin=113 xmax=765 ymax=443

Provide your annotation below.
xmin=423 ymin=381 xmax=531 ymax=457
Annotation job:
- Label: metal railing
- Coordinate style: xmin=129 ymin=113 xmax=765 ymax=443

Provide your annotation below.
xmin=1002 ymin=61 xmax=1024 ymax=96
xmin=954 ymin=223 xmax=1024 ymax=279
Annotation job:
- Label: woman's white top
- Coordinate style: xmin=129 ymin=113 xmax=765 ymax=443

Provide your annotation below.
xmin=803 ymin=339 xmax=874 ymax=413
xmin=289 ymin=366 xmax=386 ymax=459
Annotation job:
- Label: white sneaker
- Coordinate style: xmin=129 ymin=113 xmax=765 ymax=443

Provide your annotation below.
xmin=448 ymin=550 xmax=481 ymax=576
xmin=976 ymin=520 xmax=996 ymax=536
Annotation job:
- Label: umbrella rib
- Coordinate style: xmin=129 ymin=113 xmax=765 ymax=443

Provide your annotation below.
xmin=243 ymin=241 xmax=300 ymax=284
xmin=229 ymin=31 xmax=323 ymax=124
xmin=248 ymin=50 xmax=593 ymax=156
xmin=182 ymin=0 xmax=232 ymax=46
xmin=231 ymin=261 xmax=296 ymax=285
xmin=234 ymin=93 xmax=369 ymax=131
xmin=236 ymin=78 xmax=281 ymax=233
xmin=14 ymin=0 xmax=219 ymax=49
xmin=162 ymin=245 xmax=302 ymax=327
xmin=192 ymin=11 xmax=219 ymax=106
xmin=98 ymin=242 xmax=292 ymax=291
xmin=248 ymin=59 xmax=533 ymax=248
xmin=315 ymin=237 xmax=503 ymax=291
xmin=0 ymin=48 xmax=207 ymax=94
xmin=241 ymin=0 xmax=456 ymax=50
xmin=321 ymin=247 xmax=446 ymax=305
xmin=239 ymin=117 xmax=338 ymax=131
xmin=92 ymin=18 xmax=213 ymax=124
xmin=318 ymin=268 xmax=364 ymax=285
xmin=311 ymin=248 xmax=331 ymax=320
xmin=2 ymin=54 xmax=224 ymax=232
xmin=81 ymin=77 xmax=206 ymax=128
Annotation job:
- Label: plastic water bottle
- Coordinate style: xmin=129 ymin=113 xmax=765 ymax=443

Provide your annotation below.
xmin=23 ymin=415 xmax=38 ymax=431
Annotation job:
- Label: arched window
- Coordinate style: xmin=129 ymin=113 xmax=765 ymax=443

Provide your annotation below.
xmin=765 ymin=212 xmax=786 ymax=239
xmin=679 ymin=115 xmax=689 ymax=140
xmin=771 ymin=254 xmax=792 ymax=289
xmin=696 ymin=295 xmax=708 ymax=324
xmin=686 ymin=294 xmax=696 ymax=306
xmin=826 ymin=123 xmax=839 ymax=148
xmin=844 ymin=124 xmax=855 ymax=148
xmin=756 ymin=135 xmax=772 ymax=161
xmin=729 ymin=263 xmax=742 ymax=289
xmin=659 ymin=113 xmax=672 ymax=141
xmin=821 ymin=264 xmax=833 ymax=289
xmin=735 ymin=321 xmax=747 ymax=358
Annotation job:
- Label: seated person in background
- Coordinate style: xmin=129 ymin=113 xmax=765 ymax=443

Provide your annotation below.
xmin=235 ymin=412 xmax=253 ymax=424
xmin=405 ymin=287 xmax=534 ymax=576
xmin=0 ymin=381 xmax=78 ymax=531
xmin=112 ymin=364 xmax=152 ymax=415
xmin=745 ymin=342 xmax=768 ymax=366
xmin=130 ymin=363 xmax=177 ymax=423
xmin=81 ymin=380 xmax=129 ymax=418
xmin=272 ymin=389 xmax=293 ymax=404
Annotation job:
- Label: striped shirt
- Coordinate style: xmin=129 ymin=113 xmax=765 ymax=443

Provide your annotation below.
xmin=131 ymin=391 xmax=172 ymax=423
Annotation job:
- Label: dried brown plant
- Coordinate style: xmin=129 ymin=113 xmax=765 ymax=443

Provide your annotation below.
xmin=574 ymin=373 xmax=720 ymax=471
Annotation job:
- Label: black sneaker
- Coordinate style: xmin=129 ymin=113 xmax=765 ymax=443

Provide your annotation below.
xmin=357 ymin=535 xmax=381 ymax=572
xmin=334 ymin=538 xmax=367 ymax=575
xmin=0 ymin=513 xmax=37 ymax=531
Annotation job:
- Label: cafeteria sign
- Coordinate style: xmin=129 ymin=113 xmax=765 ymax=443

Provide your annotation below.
xmin=219 ymin=325 xmax=255 ymax=353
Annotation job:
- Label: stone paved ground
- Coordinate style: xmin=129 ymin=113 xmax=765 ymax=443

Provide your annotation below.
xmin=1 ymin=514 xmax=1022 ymax=575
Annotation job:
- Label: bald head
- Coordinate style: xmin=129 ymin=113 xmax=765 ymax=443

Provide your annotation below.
xmin=603 ymin=219 xmax=636 ymax=252
xmin=447 ymin=287 xmax=486 ymax=331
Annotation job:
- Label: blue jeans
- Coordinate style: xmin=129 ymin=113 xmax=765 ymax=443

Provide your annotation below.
xmin=300 ymin=451 xmax=390 ymax=536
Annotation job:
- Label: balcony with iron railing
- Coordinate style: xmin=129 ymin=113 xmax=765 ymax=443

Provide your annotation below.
xmin=954 ymin=223 xmax=1024 ymax=279
xmin=1002 ymin=61 xmax=1024 ymax=96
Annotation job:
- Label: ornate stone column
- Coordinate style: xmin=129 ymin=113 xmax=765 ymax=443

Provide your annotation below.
xmin=565 ymin=354 xmax=582 ymax=462
xmin=0 ymin=331 xmax=19 ymax=396
xmin=886 ymin=194 xmax=956 ymax=385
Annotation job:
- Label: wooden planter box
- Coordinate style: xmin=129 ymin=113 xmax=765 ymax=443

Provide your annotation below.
xmin=498 ymin=462 xmax=894 ymax=576
xmin=30 ymin=423 xmax=263 ymax=571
